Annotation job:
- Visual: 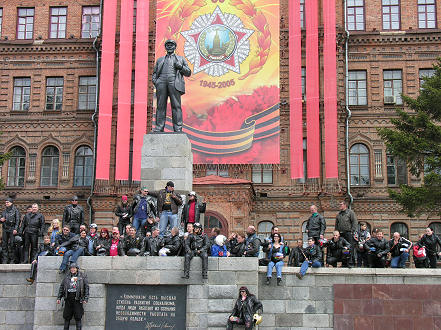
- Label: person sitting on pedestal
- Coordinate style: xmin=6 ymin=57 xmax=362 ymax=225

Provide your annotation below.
xmin=296 ymin=237 xmax=322 ymax=280
xmin=325 ymin=231 xmax=352 ymax=268
xmin=140 ymin=226 xmax=161 ymax=256
xmin=123 ymin=226 xmax=143 ymax=256
xmin=182 ymin=222 xmax=208 ymax=279
xmin=227 ymin=286 xmax=263 ymax=330
xmin=364 ymin=229 xmax=389 ymax=268
xmin=265 ymin=233 xmax=286 ymax=286
xmin=27 ymin=235 xmax=54 ymax=284
xmin=158 ymin=227 xmax=182 ymax=256
xmin=389 ymin=232 xmax=412 ymax=268
xmin=93 ymin=228 xmax=111 ymax=256
xmin=288 ymin=239 xmax=305 ymax=267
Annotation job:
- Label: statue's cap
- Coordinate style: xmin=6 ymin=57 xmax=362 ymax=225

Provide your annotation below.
xmin=165 ymin=39 xmax=177 ymax=46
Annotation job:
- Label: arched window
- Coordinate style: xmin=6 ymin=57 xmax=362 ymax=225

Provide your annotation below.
xmin=40 ymin=146 xmax=59 ymax=186
xmin=74 ymin=146 xmax=93 ymax=186
xmin=350 ymin=143 xmax=370 ymax=186
xmin=203 ymin=211 xmax=228 ymax=236
xmin=257 ymin=221 xmax=274 ymax=241
xmin=390 ymin=222 xmax=409 ymax=239
xmin=7 ymin=146 xmax=26 ymax=187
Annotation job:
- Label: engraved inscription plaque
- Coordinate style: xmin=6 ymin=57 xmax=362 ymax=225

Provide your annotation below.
xmin=105 ymin=285 xmax=187 ymax=330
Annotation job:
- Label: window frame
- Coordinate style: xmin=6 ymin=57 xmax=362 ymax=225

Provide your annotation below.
xmin=17 ymin=7 xmax=35 ymax=40
xmin=386 ymin=153 xmax=408 ymax=186
xmin=350 ymin=143 xmax=371 ymax=186
xmin=347 ymin=0 xmax=365 ymax=31
xmin=348 ymin=70 xmax=367 ymax=106
xmin=7 ymin=146 xmax=26 ymax=187
xmin=40 ymin=146 xmax=59 ymax=187
xmin=78 ymin=76 xmax=97 ymax=110
xmin=49 ymin=7 xmax=67 ymax=39
xmin=12 ymin=77 xmax=31 ymax=111
xmin=257 ymin=221 xmax=274 ymax=241
xmin=300 ymin=0 xmax=305 ymax=29
xmin=0 ymin=8 xmax=3 ymax=37
xmin=382 ymin=0 xmax=401 ymax=31
xmin=81 ymin=6 xmax=101 ymax=38
xmin=45 ymin=77 xmax=64 ymax=111
xmin=390 ymin=222 xmax=409 ymax=239
xmin=73 ymin=146 xmax=93 ymax=187
xmin=383 ymin=69 xmax=403 ymax=105
xmin=418 ymin=0 xmax=437 ymax=29
xmin=206 ymin=165 xmax=229 ymax=177
xmin=419 ymin=68 xmax=435 ymax=89
xmin=252 ymin=164 xmax=273 ymax=184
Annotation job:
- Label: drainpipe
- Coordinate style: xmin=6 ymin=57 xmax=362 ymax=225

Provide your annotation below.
xmin=87 ymin=0 xmax=104 ymax=223
xmin=344 ymin=0 xmax=354 ymax=207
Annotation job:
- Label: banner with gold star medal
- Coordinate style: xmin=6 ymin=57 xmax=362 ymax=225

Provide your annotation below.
xmin=154 ymin=0 xmax=280 ymax=164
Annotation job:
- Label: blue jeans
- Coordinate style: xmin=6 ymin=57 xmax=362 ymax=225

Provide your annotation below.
xmin=88 ymin=239 xmax=94 ymax=255
xmin=267 ymin=260 xmax=284 ymax=278
xmin=133 ymin=216 xmax=147 ymax=232
xmin=159 ymin=211 xmax=178 ymax=237
xmin=391 ymin=252 xmax=409 ymax=268
xmin=59 ymin=247 xmax=84 ymax=271
xmin=300 ymin=260 xmax=321 ymax=277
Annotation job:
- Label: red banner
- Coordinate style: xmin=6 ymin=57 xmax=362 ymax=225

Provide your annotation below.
xmin=305 ymin=0 xmax=320 ymax=178
xmin=289 ymin=0 xmax=303 ymax=179
xmin=96 ymin=0 xmax=117 ymax=180
xmin=132 ymin=0 xmax=150 ymax=182
xmin=115 ymin=0 xmax=134 ymax=180
xmin=154 ymin=0 xmax=280 ymax=164
xmin=323 ymin=0 xmax=338 ymax=178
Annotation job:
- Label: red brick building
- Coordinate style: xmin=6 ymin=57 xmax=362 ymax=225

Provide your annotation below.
xmin=0 ymin=0 xmax=440 ymax=243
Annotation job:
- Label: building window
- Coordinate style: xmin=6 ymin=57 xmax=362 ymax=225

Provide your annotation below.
xmin=17 ymin=8 xmax=34 ymax=39
xmin=419 ymin=68 xmax=435 ymax=89
xmin=350 ymin=143 xmax=370 ymax=186
xmin=133 ymin=0 xmax=137 ymax=33
xmin=301 ymin=221 xmax=308 ymax=247
xmin=45 ymin=77 xmax=64 ymax=111
xmin=418 ymin=0 xmax=436 ymax=29
xmin=206 ymin=165 xmax=229 ymax=177
xmin=347 ymin=0 xmax=365 ymax=31
xmin=203 ymin=211 xmax=228 ymax=236
xmin=252 ymin=164 xmax=272 ymax=183
xmin=0 ymin=8 xmax=3 ymax=36
xmin=40 ymin=146 xmax=59 ymax=187
xmin=299 ymin=138 xmax=307 ymax=183
xmin=78 ymin=76 xmax=97 ymax=110
xmin=387 ymin=154 xmax=407 ymax=186
xmin=300 ymin=0 xmax=305 ymax=29
xmin=7 ymin=147 xmax=26 ymax=187
xmin=301 ymin=67 xmax=306 ymax=100
xmin=74 ymin=146 xmax=93 ymax=187
xmin=374 ymin=149 xmax=383 ymax=178
xmin=13 ymin=77 xmax=31 ymax=111
xmin=382 ymin=0 xmax=400 ymax=30
xmin=383 ymin=70 xmax=402 ymax=105
xmin=82 ymin=6 xmax=100 ymax=38
xmin=257 ymin=221 xmax=274 ymax=241
xmin=348 ymin=71 xmax=367 ymax=105
xmin=390 ymin=222 xmax=408 ymax=239
xmin=49 ymin=7 xmax=67 ymax=39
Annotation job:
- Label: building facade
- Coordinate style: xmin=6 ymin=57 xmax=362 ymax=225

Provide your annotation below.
xmin=0 ymin=0 xmax=440 ymax=243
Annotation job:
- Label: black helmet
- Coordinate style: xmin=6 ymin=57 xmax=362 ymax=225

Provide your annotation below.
xmin=194 ymin=223 xmax=203 ymax=230
xmin=69 ymin=263 xmax=79 ymax=269
xmin=14 ymin=235 xmax=23 ymax=245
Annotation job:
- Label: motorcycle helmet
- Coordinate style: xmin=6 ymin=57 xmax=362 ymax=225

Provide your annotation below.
xmin=58 ymin=247 xmax=67 ymax=256
xmin=253 ymin=313 xmax=263 ymax=325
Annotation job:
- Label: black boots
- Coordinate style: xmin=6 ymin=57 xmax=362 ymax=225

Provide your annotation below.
xmin=277 ymin=278 xmax=282 ymax=286
xmin=266 ymin=277 xmax=271 ymax=285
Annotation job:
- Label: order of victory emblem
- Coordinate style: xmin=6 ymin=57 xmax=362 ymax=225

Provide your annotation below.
xmin=181 ymin=6 xmax=254 ymax=77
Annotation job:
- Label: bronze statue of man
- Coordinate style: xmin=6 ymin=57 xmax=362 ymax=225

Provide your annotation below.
xmin=152 ymin=39 xmax=191 ymax=132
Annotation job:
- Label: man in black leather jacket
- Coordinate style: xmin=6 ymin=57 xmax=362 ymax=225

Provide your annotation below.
xmin=57 ymin=263 xmax=89 ymax=330
xmin=325 ymin=231 xmax=351 ymax=268
xmin=114 ymin=195 xmax=133 ymax=236
xmin=227 ymin=286 xmax=263 ymax=330
xmin=159 ymin=227 xmax=182 ymax=256
xmin=58 ymin=230 xmax=90 ymax=273
xmin=1 ymin=198 xmax=20 ymax=263
xmin=418 ymin=227 xmax=441 ymax=268
xmin=182 ymin=222 xmax=208 ymax=279
xmin=244 ymin=226 xmax=261 ymax=257
xmin=21 ymin=203 xmax=45 ymax=263
xmin=296 ymin=238 xmax=322 ymax=279
xmin=62 ymin=196 xmax=84 ymax=234
xmin=306 ymin=205 xmax=326 ymax=244
xmin=123 ymin=226 xmax=143 ymax=256
xmin=364 ymin=229 xmax=389 ymax=268
xmin=140 ymin=226 xmax=161 ymax=256
xmin=288 ymin=239 xmax=305 ymax=267
xmin=229 ymin=232 xmax=246 ymax=257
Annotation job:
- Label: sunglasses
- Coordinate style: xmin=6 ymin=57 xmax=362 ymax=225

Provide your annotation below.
xmin=112 ymin=232 xmax=119 ymax=235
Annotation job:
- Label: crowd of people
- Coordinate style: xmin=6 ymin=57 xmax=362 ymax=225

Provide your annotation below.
xmin=1 ymin=192 xmax=441 ymax=285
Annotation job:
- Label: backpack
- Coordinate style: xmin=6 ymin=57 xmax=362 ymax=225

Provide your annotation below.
xmin=413 ymin=245 xmax=426 ymax=260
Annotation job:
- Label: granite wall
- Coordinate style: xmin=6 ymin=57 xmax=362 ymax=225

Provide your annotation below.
xmin=1 ymin=258 xmax=441 ymax=329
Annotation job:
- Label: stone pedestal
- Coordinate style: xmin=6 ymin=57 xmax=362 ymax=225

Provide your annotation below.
xmin=141 ymin=133 xmax=193 ymax=192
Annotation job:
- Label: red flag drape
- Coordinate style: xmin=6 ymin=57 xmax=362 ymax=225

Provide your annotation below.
xmin=305 ymin=0 xmax=320 ymax=178
xmin=115 ymin=0 xmax=134 ymax=180
xmin=323 ymin=0 xmax=338 ymax=178
xmin=96 ymin=0 xmax=117 ymax=180
xmin=132 ymin=0 xmax=150 ymax=182
xmin=289 ymin=0 xmax=303 ymax=179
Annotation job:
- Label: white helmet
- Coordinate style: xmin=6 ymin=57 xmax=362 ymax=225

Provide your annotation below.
xmin=215 ymin=235 xmax=226 ymax=246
